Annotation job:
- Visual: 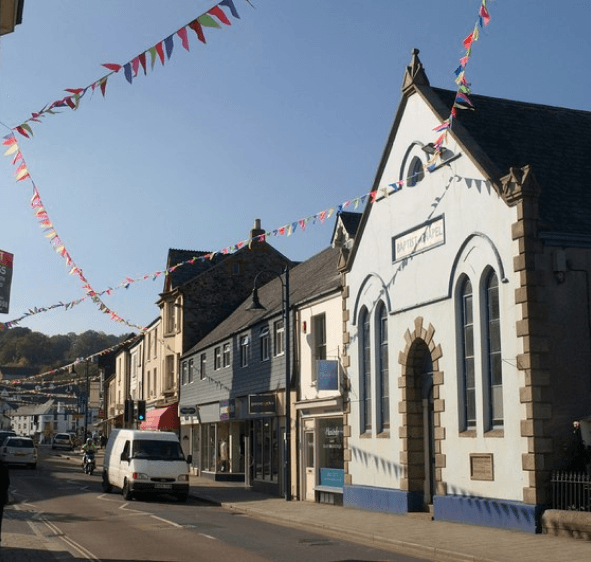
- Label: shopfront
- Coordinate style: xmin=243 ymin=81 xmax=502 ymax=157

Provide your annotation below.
xmin=297 ymin=398 xmax=344 ymax=505
xmin=180 ymin=400 xmax=247 ymax=482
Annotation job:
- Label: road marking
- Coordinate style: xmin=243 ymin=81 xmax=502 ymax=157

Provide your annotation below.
xmin=150 ymin=514 xmax=182 ymax=528
xmin=199 ymin=533 xmax=217 ymax=540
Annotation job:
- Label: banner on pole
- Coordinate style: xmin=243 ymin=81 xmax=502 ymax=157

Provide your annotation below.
xmin=0 ymin=250 xmax=14 ymax=314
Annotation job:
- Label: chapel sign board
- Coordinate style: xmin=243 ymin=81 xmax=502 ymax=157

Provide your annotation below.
xmin=392 ymin=216 xmax=445 ymax=262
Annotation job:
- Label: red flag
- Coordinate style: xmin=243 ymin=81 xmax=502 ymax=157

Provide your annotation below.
xmin=189 ymin=20 xmax=206 ymax=44
xmin=155 ymin=41 xmax=166 ymax=64
xmin=208 ymin=5 xmax=231 ymax=25
xmin=479 ymin=4 xmax=491 ymax=25
xmin=463 ymin=32 xmax=474 ymax=50
xmin=102 ymin=63 xmax=122 ymax=72
xmin=138 ymin=52 xmax=147 ymax=75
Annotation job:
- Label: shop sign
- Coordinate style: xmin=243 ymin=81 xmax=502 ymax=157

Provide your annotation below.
xmin=0 ymin=250 xmax=14 ymax=314
xmin=392 ymin=215 xmax=445 ymax=261
xmin=248 ymin=394 xmax=276 ymax=415
xmin=317 ymin=360 xmax=339 ymax=390
xmin=219 ymin=399 xmax=235 ymax=420
xmin=319 ymin=468 xmax=344 ymax=488
xmin=180 ymin=406 xmax=197 ymax=415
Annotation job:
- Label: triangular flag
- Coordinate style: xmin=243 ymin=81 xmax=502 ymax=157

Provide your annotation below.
xmin=138 ymin=52 xmax=147 ymax=75
xmin=131 ymin=56 xmax=140 ymax=77
xmin=209 ymin=5 xmax=231 ymax=25
xmin=155 ymin=41 xmax=166 ymax=65
xmin=149 ymin=46 xmax=158 ymax=69
xmin=123 ymin=62 xmax=133 ymax=84
xmin=164 ymin=35 xmax=174 ymax=59
xmin=189 ymin=20 xmax=206 ymax=44
xmin=219 ymin=0 xmax=240 ymax=19
xmin=198 ymin=14 xmax=221 ymax=28
xmin=178 ymin=27 xmax=190 ymax=51
xmin=102 ymin=63 xmax=122 ymax=72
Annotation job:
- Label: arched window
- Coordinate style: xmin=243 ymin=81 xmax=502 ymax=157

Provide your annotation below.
xmin=407 ymin=156 xmax=424 ymax=187
xmin=485 ymin=271 xmax=503 ymax=427
xmin=359 ymin=307 xmax=372 ymax=433
xmin=376 ymin=303 xmax=389 ymax=432
xmin=460 ymin=278 xmax=475 ymax=429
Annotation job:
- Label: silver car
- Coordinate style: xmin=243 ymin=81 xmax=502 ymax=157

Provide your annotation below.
xmin=1 ymin=436 xmax=37 ymax=469
xmin=52 ymin=433 xmax=74 ymax=451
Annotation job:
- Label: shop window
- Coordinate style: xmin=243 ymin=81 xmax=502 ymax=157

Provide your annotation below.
xmin=240 ymin=335 xmax=250 ymax=367
xmin=214 ymin=347 xmax=221 ymax=370
xmin=260 ymin=327 xmax=270 ymax=361
xmin=484 ymin=270 xmax=503 ymax=428
xmin=359 ymin=307 xmax=372 ymax=433
xmin=253 ymin=417 xmax=278 ymax=483
xmin=317 ymin=418 xmax=344 ymax=471
xmin=376 ymin=302 xmax=389 ymax=432
xmin=312 ymin=313 xmax=326 ymax=382
xmin=459 ymin=277 xmax=476 ymax=430
xmin=274 ymin=320 xmax=285 ymax=356
xmin=223 ymin=343 xmax=231 ymax=368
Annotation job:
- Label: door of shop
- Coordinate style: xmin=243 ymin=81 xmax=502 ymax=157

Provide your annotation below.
xmin=304 ymin=430 xmax=315 ymax=501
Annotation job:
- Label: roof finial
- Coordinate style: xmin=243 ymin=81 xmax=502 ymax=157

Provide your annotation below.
xmin=402 ymin=48 xmax=429 ymax=93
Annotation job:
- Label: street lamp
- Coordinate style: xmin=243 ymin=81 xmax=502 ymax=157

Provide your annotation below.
xmin=247 ymin=266 xmax=291 ymax=501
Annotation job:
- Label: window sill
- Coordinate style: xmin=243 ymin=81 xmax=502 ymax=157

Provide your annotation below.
xmin=359 ymin=432 xmax=373 ymax=439
xmin=377 ymin=431 xmax=390 ymax=439
xmin=459 ymin=430 xmax=477 ymax=438
xmin=484 ymin=428 xmax=504 ymax=438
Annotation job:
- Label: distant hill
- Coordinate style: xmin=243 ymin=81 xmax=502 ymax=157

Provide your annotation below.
xmin=0 ymin=327 xmax=131 ymax=374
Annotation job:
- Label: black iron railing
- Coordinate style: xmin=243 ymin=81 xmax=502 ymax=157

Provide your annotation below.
xmin=551 ymin=471 xmax=591 ymax=511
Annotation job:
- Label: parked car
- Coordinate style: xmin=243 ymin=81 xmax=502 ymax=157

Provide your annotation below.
xmin=52 ymin=433 xmax=75 ymax=451
xmin=0 ymin=430 xmax=16 ymax=447
xmin=1 ymin=436 xmax=37 ymax=469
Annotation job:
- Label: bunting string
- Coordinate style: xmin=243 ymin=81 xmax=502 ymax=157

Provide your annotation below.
xmin=10 ymin=0 xmax=242 ymax=139
xmin=2 ymin=133 xmax=146 ymax=332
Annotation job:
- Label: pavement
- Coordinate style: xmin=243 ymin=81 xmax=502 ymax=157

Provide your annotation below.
xmin=3 ymin=448 xmax=591 ymax=562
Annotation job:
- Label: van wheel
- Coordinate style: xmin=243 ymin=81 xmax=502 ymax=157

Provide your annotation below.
xmin=102 ymin=474 xmax=112 ymax=493
xmin=122 ymin=479 xmax=133 ymax=501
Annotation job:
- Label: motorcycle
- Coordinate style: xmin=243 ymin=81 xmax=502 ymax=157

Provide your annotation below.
xmin=83 ymin=450 xmax=96 ymax=475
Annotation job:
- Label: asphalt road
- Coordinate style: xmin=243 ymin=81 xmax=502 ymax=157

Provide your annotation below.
xmin=6 ymin=447 xmax=431 ymax=562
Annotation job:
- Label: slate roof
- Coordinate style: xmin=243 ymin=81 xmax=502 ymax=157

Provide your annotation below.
xmin=163 ymin=249 xmax=228 ymax=292
xmin=429 ymin=87 xmax=591 ymax=239
xmin=338 ymin=211 xmax=362 ymax=238
xmin=183 ymin=245 xmax=341 ymax=356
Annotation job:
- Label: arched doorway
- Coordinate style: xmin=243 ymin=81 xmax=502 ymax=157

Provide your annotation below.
xmin=398 ymin=318 xmax=444 ymax=512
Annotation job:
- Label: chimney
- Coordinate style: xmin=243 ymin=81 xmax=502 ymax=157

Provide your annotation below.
xmin=249 ymin=219 xmax=266 ymax=248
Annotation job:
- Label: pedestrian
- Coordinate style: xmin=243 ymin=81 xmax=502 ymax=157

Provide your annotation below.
xmin=0 ymin=458 xmax=9 ymax=545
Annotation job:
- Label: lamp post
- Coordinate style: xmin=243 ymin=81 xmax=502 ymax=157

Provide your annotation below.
xmin=247 ymin=266 xmax=291 ymax=501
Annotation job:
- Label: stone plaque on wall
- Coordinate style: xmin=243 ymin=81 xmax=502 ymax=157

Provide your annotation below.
xmin=470 ymin=453 xmax=494 ymax=481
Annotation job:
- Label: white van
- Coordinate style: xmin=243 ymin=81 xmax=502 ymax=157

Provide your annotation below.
xmin=102 ymin=429 xmax=192 ymax=502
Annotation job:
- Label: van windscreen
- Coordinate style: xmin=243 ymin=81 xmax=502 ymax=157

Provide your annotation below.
xmin=131 ymin=440 xmax=184 ymax=461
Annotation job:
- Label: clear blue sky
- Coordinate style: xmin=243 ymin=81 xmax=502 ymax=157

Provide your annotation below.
xmin=1 ymin=0 xmax=589 ymax=337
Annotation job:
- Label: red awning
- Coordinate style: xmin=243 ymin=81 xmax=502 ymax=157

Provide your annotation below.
xmin=140 ymin=404 xmax=179 ymax=431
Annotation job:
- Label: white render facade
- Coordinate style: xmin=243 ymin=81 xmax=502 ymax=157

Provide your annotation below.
xmin=342 ymin=52 xmax=539 ymax=532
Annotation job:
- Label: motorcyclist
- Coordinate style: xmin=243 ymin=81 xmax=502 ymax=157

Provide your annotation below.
xmin=82 ymin=438 xmax=96 ymax=472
